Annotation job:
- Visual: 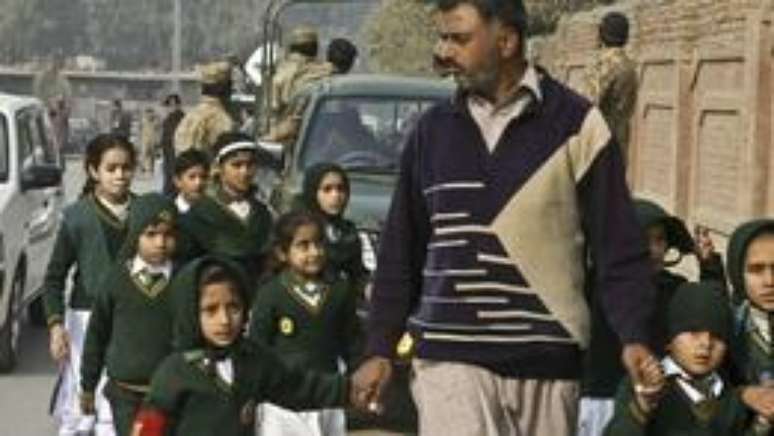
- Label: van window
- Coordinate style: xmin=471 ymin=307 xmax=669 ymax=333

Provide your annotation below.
xmin=16 ymin=111 xmax=35 ymax=171
xmin=0 ymin=115 xmax=8 ymax=182
xmin=17 ymin=108 xmax=54 ymax=170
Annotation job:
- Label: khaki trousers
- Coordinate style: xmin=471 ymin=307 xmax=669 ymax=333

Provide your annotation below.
xmin=411 ymin=359 xmax=580 ymax=436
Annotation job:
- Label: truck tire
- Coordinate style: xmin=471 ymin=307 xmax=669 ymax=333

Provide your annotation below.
xmin=0 ymin=271 xmax=25 ymax=372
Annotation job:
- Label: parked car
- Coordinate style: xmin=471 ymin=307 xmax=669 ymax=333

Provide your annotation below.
xmin=259 ymin=74 xmax=455 ymax=431
xmin=0 ymin=93 xmax=64 ymax=372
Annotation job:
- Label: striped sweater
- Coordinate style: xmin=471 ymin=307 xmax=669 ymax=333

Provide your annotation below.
xmin=366 ymin=69 xmax=655 ymax=379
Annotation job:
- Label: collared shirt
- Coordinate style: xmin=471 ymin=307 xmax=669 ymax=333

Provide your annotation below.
xmin=216 ymin=358 xmax=234 ymax=385
xmin=662 ymin=356 xmax=724 ymax=404
xmin=130 ymin=256 xmax=172 ymax=283
xmin=175 ymin=195 xmax=191 ymax=214
xmin=96 ymin=195 xmax=130 ymax=223
xmin=467 ymin=64 xmax=543 ymax=152
xmin=749 ymin=305 xmax=772 ymax=344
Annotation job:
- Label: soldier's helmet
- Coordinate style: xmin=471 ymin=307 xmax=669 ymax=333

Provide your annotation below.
xmin=198 ymin=61 xmax=232 ymax=85
xmin=289 ymin=26 xmax=319 ymax=46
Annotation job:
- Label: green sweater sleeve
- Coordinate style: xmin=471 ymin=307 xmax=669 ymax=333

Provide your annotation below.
xmin=145 ymin=354 xmax=185 ymax=414
xmin=80 ymin=281 xmax=114 ymax=393
xmin=42 ymin=221 xmax=77 ymax=325
xmin=603 ymin=377 xmax=649 ymax=436
xmin=254 ymin=343 xmax=348 ymax=410
xmin=248 ymin=284 xmax=276 ymax=345
xmin=340 ymin=286 xmax=360 ymax=367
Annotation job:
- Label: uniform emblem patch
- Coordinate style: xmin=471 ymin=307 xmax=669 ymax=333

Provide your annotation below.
xmin=279 ymin=317 xmax=295 ymax=336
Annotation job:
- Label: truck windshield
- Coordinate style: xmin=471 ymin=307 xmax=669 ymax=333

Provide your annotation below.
xmin=299 ymin=96 xmax=438 ymax=173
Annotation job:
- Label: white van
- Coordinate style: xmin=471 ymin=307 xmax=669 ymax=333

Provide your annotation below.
xmin=0 ymin=93 xmax=64 ymax=372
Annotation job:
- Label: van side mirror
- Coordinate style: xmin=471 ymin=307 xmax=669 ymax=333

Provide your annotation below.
xmin=21 ymin=165 xmax=62 ymax=191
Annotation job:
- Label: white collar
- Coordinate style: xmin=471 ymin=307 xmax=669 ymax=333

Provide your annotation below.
xmin=749 ymin=306 xmax=772 ymax=343
xmin=227 ymin=200 xmax=251 ymax=220
xmin=96 ymin=194 xmax=130 ymax=222
xmin=215 ymin=358 xmax=234 ymax=385
xmin=175 ymin=195 xmax=191 ymax=213
xmin=468 ymin=64 xmax=543 ymax=114
xmin=131 ymin=256 xmax=172 ymax=281
xmin=662 ymin=356 xmax=724 ymax=403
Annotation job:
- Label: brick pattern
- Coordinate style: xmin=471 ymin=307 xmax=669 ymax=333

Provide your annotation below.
xmin=536 ymin=0 xmax=774 ymax=236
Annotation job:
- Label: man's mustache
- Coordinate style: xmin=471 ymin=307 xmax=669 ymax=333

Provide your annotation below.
xmin=433 ymin=56 xmax=460 ymax=76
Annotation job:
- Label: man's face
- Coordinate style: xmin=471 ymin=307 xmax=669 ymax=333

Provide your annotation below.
xmin=433 ymin=4 xmax=515 ymax=98
xmin=745 ymin=233 xmax=774 ymax=311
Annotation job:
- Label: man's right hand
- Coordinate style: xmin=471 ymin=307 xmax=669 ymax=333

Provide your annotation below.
xmin=351 ymin=356 xmax=393 ymax=414
xmin=49 ymin=323 xmax=70 ymax=364
xmin=742 ymin=386 xmax=774 ymax=420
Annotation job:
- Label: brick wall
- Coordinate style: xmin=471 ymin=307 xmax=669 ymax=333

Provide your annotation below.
xmin=538 ymin=0 xmax=774 ymax=241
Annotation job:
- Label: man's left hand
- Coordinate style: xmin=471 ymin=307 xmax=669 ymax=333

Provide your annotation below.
xmin=622 ymin=343 xmax=659 ymax=388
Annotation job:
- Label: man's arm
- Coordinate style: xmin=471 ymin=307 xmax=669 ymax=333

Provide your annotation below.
xmin=576 ymin=109 xmax=656 ymax=382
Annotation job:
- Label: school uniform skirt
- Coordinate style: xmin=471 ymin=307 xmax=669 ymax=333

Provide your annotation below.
xmin=51 ymin=310 xmax=115 ymax=436
xmin=257 ymin=403 xmax=346 ymax=436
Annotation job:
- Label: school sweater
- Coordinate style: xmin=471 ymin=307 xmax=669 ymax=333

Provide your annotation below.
xmin=80 ymin=261 xmax=175 ymax=393
xmin=603 ymin=375 xmax=750 ymax=436
xmin=43 ymin=195 xmax=129 ymax=324
xmin=249 ymin=271 xmax=359 ymax=372
xmin=366 ymin=69 xmax=654 ymax=378
xmin=178 ymin=189 xmax=272 ymax=276
xmin=144 ymin=341 xmax=349 ymax=436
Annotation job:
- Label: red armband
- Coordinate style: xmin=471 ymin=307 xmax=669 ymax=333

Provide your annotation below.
xmin=132 ymin=408 xmax=168 ymax=436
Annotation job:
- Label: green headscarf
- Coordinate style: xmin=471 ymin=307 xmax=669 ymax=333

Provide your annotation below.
xmin=300 ymin=162 xmax=350 ymax=219
xmin=170 ymin=256 xmax=251 ymax=353
xmin=633 ymin=199 xmax=694 ymax=254
xmin=726 ymin=219 xmax=774 ymax=304
xmin=117 ymin=193 xmax=178 ymax=261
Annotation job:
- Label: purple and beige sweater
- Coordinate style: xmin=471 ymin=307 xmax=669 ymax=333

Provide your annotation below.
xmin=366 ymin=70 xmax=655 ymax=379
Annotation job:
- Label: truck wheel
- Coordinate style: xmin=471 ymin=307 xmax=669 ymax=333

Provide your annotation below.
xmin=0 ymin=271 xmax=25 ymax=372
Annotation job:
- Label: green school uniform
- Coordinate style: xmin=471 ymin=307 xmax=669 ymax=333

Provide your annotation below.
xmin=178 ymin=185 xmax=272 ymax=286
xmin=80 ymin=193 xmax=178 ymax=436
xmin=727 ymin=220 xmax=774 ymax=385
xmin=603 ymin=375 xmax=750 ymax=436
xmin=299 ymin=162 xmax=368 ymax=289
xmin=249 ymin=271 xmax=359 ymax=372
xmin=142 ymin=257 xmax=348 ymax=436
xmin=43 ymin=194 xmax=131 ymax=325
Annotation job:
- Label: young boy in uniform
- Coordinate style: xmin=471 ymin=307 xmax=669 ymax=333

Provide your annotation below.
xmin=178 ymin=132 xmax=273 ymax=295
xmin=604 ymin=282 xmax=750 ymax=435
xmin=80 ymin=193 xmax=179 ymax=436
xmin=580 ymin=199 xmax=725 ymax=436
xmin=172 ymin=149 xmax=209 ymax=214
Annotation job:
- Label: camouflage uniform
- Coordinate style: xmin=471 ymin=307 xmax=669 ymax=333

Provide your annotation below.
xmin=584 ymin=47 xmax=638 ymax=163
xmin=174 ymin=62 xmax=235 ymax=154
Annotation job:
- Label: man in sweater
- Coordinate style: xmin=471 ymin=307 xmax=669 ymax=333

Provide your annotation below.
xmin=352 ymin=1 xmax=657 ymax=434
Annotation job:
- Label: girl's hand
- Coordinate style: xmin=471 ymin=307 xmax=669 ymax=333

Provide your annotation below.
xmin=49 ymin=323 xmax=70 ymax=364
xmin=633 ymin=355 xmax=665 ymax=414
xmin=694 ymin=225 xmax=716 ymax=262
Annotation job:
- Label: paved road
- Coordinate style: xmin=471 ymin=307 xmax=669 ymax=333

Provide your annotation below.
xmin=0 ymin=157 xmax=403 ymax=435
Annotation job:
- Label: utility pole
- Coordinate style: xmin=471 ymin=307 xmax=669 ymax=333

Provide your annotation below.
xmin=172 ymin=0 xmax=182 ymax=92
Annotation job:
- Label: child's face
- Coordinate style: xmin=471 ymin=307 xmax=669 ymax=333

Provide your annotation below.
xmin=647 ymin=223 xmax=668 ymax=272
xmin=668 ymin=331 xmax=726 ymax=377
xmin=174 ymin=165 xmax=208 ymax=203
xmin=137 ymin=221 xmax=177 ymax=266
xmin=219 ymin=151 xmax=257 ymax=196
xmin=316 ymin=172 xmax=348 ymax=217
xmin=744 ymin=233 xmax=774 ymax=311
xmin=284 ymin=223 xmax=325 ymax=279
xmin=199 ymin=282 xmax=244 ymax=348
xmin=89 ymin=147 xmax=134 ymax=203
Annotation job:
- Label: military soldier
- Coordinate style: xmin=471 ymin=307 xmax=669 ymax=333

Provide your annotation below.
xmin=584 ymin=12 xmax=638 ymax=165
xmin=174 ymin=61 xmax=235 ymax=155
xmin=270 ymin=26 xmax=332 ymax=121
